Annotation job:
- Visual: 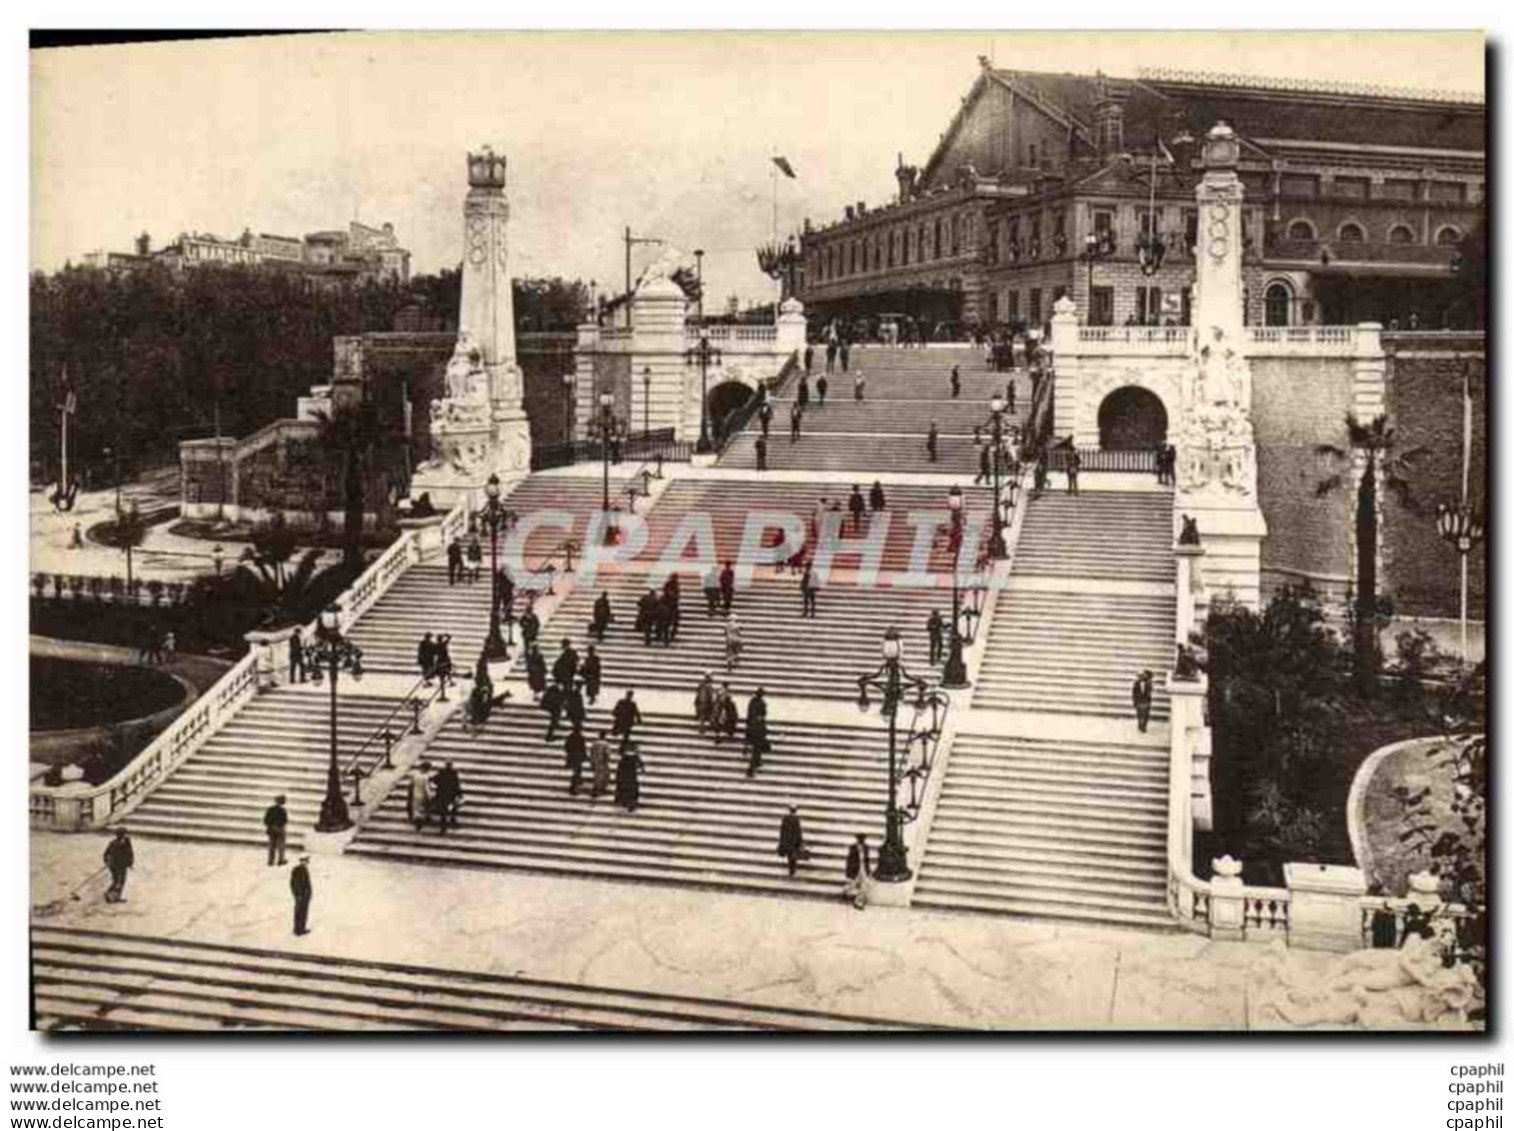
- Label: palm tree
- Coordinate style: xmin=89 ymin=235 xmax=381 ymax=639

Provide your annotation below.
xmin=1316 ymin=413 xmax=1426 ymax=695
xmin=312 ymin=402 xmax=396 ymax=573
xmin=239 ymin=513 xmax=301 ymax=592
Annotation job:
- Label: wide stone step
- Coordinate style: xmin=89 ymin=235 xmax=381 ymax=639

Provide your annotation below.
xmin=910 ymin=886 xmax=1173 ymax=929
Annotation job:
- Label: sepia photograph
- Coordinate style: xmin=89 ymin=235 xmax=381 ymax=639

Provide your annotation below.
xmin=21 ymin=25 xmax=1487 ymax=1049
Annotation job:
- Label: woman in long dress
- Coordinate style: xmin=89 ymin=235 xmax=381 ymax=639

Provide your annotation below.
xmin=614 ymin=746 xmax=645 ymax=812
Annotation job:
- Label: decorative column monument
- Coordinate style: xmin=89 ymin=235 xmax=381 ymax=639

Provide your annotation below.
xmin=1174 ymin=123 xmax=1267 ymax=607
xmin=412 ymin=147 xmax=532 ymax=504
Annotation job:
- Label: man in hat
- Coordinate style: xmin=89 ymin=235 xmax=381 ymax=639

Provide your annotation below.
xmin=927 ymin=609 xmax=946 ymax=665
xmin=694 ymin=672 xmax=718 ymax=736
xmin=591 ymin=591 xmax=614 ymax=642
xmin=290 ymin=855 xmax=313 ymax=936
xmin=581 ymin=643 xmax=603 ymax=706
xmin=612 ymin=689 xmax=642 ymax=750
xmin=927 ymin=421 xmax=939 ymax=464
xmin=416 ymin=632 xmax=436 ymax=683
xmin=564 ymin=721 xmax=588 ymax=796
xmin=432 ymin=761 xmax=463 ymax=834
xmin=103 ymin=828 xmax=134 ymax=903
xmin=844 ymin=833 xmax=871 ymax=910
xmin=264 ymin=794 xmax=290 ymax=867
xmin=777 ymin=805 xmax=811 ymax=877
xmin=553 ymin=637 xmax=580 ymax=689
xmin=800 ymin=561 xmax=819 ymax=619
xmin=745 ymin=688 xmax=770 ymax=778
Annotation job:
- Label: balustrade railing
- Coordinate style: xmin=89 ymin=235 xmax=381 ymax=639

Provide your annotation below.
xmin=531 ymin=428 xmax=692 ymax=472
xmin=1244 ymin=887 xmax=1293 ymax=936
xmin=1044 ymin=447 xmax=1156 ymax=473
xmin=716 ymin=353 xmax=798 ymax=452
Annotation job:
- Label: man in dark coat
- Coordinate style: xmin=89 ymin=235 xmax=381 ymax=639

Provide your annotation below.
xmin=553 ymin=638 xmax=580 ymax=689
xmin=825 ymin=337 xmax=838 ymax=373
xmin=702 ymin=564 xmax=721 ymax=617
xmin=839 ymin=340 xmax=851 ymax=373
xmin=565 ymin=679 xmax=588 ymax=732
xmin=290 ymin=856 xmax=313 ymax=935
xmin=694 ymin=672 xmax=718 ymax=735
xmin=519 ymin=605 xmax=541 ymax=652
xmin=432 ymin=761 xmax=462 ymax=834
xmin=797 ymin=375 xmax=810 ymax=409
xmin=1132 ymin=670 xmax=1154 ymax=733
xmin=927 ymin=422 xmax=939 ymax=464
xmin=288 ymin=629 xmax=305 ymax=684
xmin=789 ymin=401 xmax=802 ymax=443
xmin=615 ymin=745 xmax=645 ymax=811
xmin=264 ymin=795 xmax=289 ymax=867
xmin=716 ymin=683 xmax=739 ymax=745
xmin=816 ymin=371 xmax=829 ymax=406
xmin=719 ymin=561 xmax=736 ymax=614
xmin=591 ymin=591 xmax=614 ymax=642
xmin=103 ymin=828 xmax=134 ymax=903
xmin=949 ymin=364 xmax=961 ymax=399
xmin=581 ymin=644 xmax=603 ymax=705
xmin=1066 ymin=449 xmax=1081 ymax=495
xmin=1005 ymin=380 xmax=1017 ymax=415
xmin=869 ymin=480 xmax=887 ymax=513
xmin=446 ymin=539 xmax=464 ymax=586
xmin=496 ymin=567 xmax=516 ymax=624
xmin=777 ymin=806 xmax=811 ymax=877
xmin=927 ymin=609 xmax=946 ymax=665
xmin=525 ymin=643 xmax=548 ymax=700
xmin=434 ymin=635 xmax=454 ymax=682
xmin=976 ymin=444 xmax=991 ymax=485
xmin=803 ymin=343 xmax=814 ymax=373
xmin=755 ymin=434 xmax=768 ymax=472
xmin=565 ymin=722 xmax=588 ymax=795
xmin=636 ymin=587 xmax=658 ymax=646
xmin=612 ymin=689 xmax=642 ymax=748
xmin=758 ymin=399 xmax=773 ymax=439
xmin=542 ymin=679 xmax=566 ymax=743
xmin=662 ymin=575 xmax=682 ymax=642
xmin=847 ymin=485 xmax=866 ymax=533
xmin=844 ymin=834 xmax=871 ymax=909
xmin=800 ymin=562 xmax=819 ymax=619
xmin=417 ymin=632 xmax=436 ymax=683
xmin=745 ymin=688 xmax=770 ymax=777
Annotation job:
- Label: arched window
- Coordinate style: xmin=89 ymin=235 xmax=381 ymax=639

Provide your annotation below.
xmin=933 ymin=219 xmax=943 ymax=260
xmin=1435 ymin=225 xmax=1464 ymax=247
xmin=1388 ymin=224 xmax=1417 ymax=245
xmin=1337 ymin=221 xmax=1366 ymax=243
xmin=1287 ymin=218 xmax=1316 ymax=241
xmin=1264 ymin=282 xmax=1293 ymax=327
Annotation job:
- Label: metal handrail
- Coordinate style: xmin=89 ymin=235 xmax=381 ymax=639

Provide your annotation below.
xmin=341 ymin=671 xmax=432 ymax=790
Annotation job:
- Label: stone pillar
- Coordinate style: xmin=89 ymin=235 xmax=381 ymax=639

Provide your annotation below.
xmin=245 ymin=625 xmax=300 ymax=689
xmin=573 ymin=320 xmax=600 ymax=442
xmin=1174 ymin=542 xmax=1206 ymax=644
xmin=1285 ymin=863 xmax=1368 ymax=952
xmin=1351 ymin=322 xmax=1387 ymax=421
xmin=1047 ymin=296 xmax=1079 ymax=445
xmin=777 ymin=297 xmax=807 ymax=360
xmin=631 ymin=276 xmax=696 ymax=442
xmin=1209 ymin=855 xmax=1246 ymax=941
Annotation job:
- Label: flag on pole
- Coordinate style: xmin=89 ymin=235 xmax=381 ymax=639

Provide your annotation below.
xmin=771 ymin=156 xmax=796 ymax=179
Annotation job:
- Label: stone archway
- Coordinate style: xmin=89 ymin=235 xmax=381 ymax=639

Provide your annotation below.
xmin=707 ymin=379 xmax=754 ymax=440
xmin=1098 ymin=386 xmax=1169 ymax=450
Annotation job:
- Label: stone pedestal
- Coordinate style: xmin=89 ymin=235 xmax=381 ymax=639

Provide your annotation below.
xmin=1172 ymin=504 xmax=1267 ymax=609
xmin=245 ymin=625 xmax=301 ymax=689
xmin=1285 ymin=862 xmax=1368 ymax=952
xmin=397 ymin=515 xmax=449 ymax=559
xmin=1209 ymin=856 xmax=1246 ymax=941
xmin=777 ymin=297 xmax=807 ymax=359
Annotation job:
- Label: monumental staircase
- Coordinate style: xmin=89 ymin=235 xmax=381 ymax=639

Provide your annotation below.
xmin=31 ymin=925 xmax=923 ymax=1031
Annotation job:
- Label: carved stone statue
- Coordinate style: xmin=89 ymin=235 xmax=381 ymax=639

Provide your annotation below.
xmin=1179 ymin=515 xmax=1201 ymax=545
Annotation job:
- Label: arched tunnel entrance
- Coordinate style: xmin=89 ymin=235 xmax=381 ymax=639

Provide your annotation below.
xmin=1097 ymin=386 xmax=1169 ymax=450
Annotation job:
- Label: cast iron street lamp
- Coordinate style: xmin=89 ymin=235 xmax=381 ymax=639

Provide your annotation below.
xmin=587 ymin=391 xmax=623 ymax=541
xmin=942 ymin=488 xmax=972 ymax=688
xmin=855 ymin=627 xmax=938 ymax=884
xmin=977 ymin=393 xmax=1012 ymax=560
xmin=480 ymin=474 xmax=513 ymax=661
xmin=307 ymin=605 xmax=364 ymax=833
xmin=685 ymin=335 xmax=723 ymax=454
xmin=642 ymin=366 xmax=652 ymax=437
xmin=1436 ymin=502 xmax=1484 ymax=664
xmin=561 ymin=370 xmax=575 ymax=443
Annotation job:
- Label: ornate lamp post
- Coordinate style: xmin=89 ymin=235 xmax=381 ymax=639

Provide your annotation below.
xmin=587 ymin=391 xmax=622 ymax=540
xmin=561 ymin=370 xmax=575 ymax=443
xmin=1436 ymin=502 xmax=1484 ymax=664
xmin=480 ymin=474 xmax=512 ymax=661
xmin=855 ymin=627 xmax=938 ymax=884
xmin=306 ymin=605 xmax=364 ymax=833
xmin=641 ymin=366 xmax=652 ymax=437
xmin=978 ymin=392 xmax=1010 ymax=560
xmin=941 ymin=487 xmax=971 ymax=689
xmin=685 ymin=335 xmax=723 ymax=454
xmin=211 ymin=543 xmax=224 ymax=577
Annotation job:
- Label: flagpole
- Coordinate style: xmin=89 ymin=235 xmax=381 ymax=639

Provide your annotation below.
xmin=771 ymin=150 xmax=780 ymax=320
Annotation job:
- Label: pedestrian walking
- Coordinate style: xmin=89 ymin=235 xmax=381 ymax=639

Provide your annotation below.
xmin=542 ymin=679 xmax=566 ymax=742
xmin=755 ymin=434 xmax=768 ymax=472
xmin=417 ymin=631 xmax=436 ymax=682
xmin=797 ymin=375 xmax=810 ymax=410
xmin=433 ymin=634 xmax=453 ymax=683
xmin=517 ymin=601 xmax=540 ymax=650
xmin=927 ymin=422 xmax=939 ymax=464
xmin=950 ymin=365 xmax=961 ymax=399
xmin=719 ymin=560 xmax=736 ymax=614
xmin=816 ymin=372 xmax=829 ymax=406
xmin=288 ymin=630 xmax=305 ymax=684
xmin=581 ymin=644 xmax=603 ymax=705
xmin=264 ymin=795 xmax=289 ymax=867
xmin=565 ymin=679 xmax=588 ymax=731
xmin=804 ymin=343 xmax=814 ymax=373
xmin=800 ymin=562 xmax=819 ymax=618
xmin=703 ymin=564 xmax=721 ymax=617
xmin=290 ymin=855 xmax=313 ymax=936
xmin=759 ymin=399 xmax=773 ymax=441
xmin=1132 ymin=670 xmax=1154 ymax=733
xmin=825 ymin=338 xmax=837 ymax=373
xmin=927 ymin=609 xmax=946 ymax=665
xmin=526 ymin=643 xmax=548 ymax=700
xmin=840 ymin=340 xmax=851 ymax=373
xmin=848 ymin=485 xmax=866 ymax=533
xmin=1066 ymin=449 xmax=1081 ymax=495
xmin=716 ymin=683 xmax=739 ymax=744
xmin=466 ymin=534 xmax=483 ymax=583
xmin=615 ymin=745 xmax=645 ymax=812
xmin=789 ymin=401 xmax=802 ymax=443
xmin=553 ymin=638 xmax=580 ymax=689
xmin=777 ymin=806 xmax=812 ymax=877
xmin=869 ymin=480 xmax=887 ymax=513
xmin=103 ymin=828 xmax=133 ymax=903
xmin=565 ymin=722 xmax=588 ymax=795
xmin=587 ymin=730 xmax=613 ymax=797
xmin=612 ymin=689 xmax=643 ymax=748
xmin=591 ymin=591 xmax=614 ymax=642
xmin=1006 ymin=379 xmax=1017 ymax=415
xmin=853 ymin=371 xmax=865 ymax=401
xmin=408 ymin=761 xmax=434 ymax=830
xmin=843 ymin=834 xmax=871 ymax=910
xmin=637 ymin=586 xmax=659 ymax=646
xmin=745 ymin=688 xmax=770 ymax=777
xmin=976 ymin=444 xmax=991 ymax=485
xmin=432 ymin=761 xmax=463 ymax=834
xmin=723 ymin=616 xmax=744 ymax=673
xmin=446 ymin=540 xmax=464 ymax=586
xmin=496 ymin=567 xmax=516 ymax=624
xmin=694 ymin=672 xmax=719 ymax=735
xmin=662 ymin=574 xmax=682 ymax=642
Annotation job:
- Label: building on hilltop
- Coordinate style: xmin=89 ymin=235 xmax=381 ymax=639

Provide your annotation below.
xmin=798 ymin=59 xmax=1484 ymax=333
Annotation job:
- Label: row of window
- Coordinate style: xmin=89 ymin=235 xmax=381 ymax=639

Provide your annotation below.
xmin=1278 ymin=173 xmax=1478 ymax=205
xmin=808 ymin=211 xmax=977 ymax=284
xmin=1282 ymin=218 xmax=1464 ymax=246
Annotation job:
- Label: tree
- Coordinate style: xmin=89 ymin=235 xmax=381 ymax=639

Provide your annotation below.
xmin=312 ymin=402 xmax=394 ymax=572
xmin=239 ymin=513 xmax=301 ymax=592
xmin=114 ymin=502 xmax=149 ymax=590
xmin=1316 ymin=414 xmax=1426 ymax=696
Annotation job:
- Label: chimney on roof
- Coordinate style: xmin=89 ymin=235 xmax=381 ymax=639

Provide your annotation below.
xmin=135 ymin=232 xmax=151 ymax=257
xmin=844 ymin=205 xmax=855 ymax=222
xmin=1093 ymin=74 xmax=1129 ymax=161
xmin=857 ymin=201 xmax=867 ymax=216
